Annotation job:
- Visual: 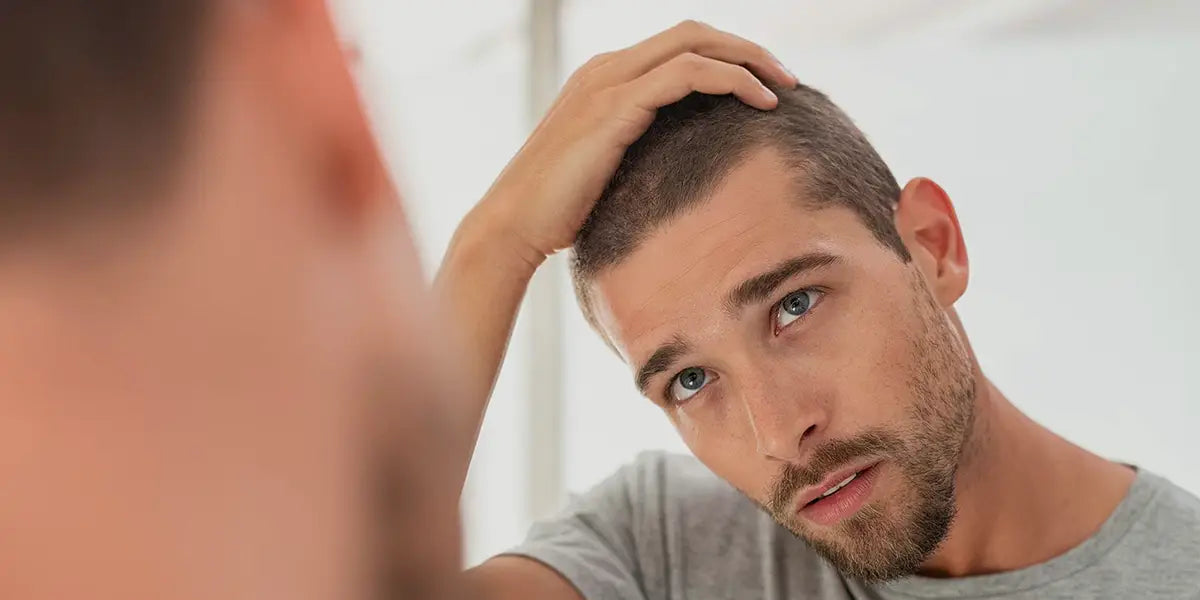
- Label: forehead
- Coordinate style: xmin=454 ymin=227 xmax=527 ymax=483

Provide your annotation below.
xmin=591 ymin=147 xmax=881 ymax=361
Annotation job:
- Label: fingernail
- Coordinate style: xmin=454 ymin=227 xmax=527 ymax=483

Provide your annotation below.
xmin=778 ymin=62 xmax=798 ymax=85
xmin=761 ymin=83 xmax=779 ymax=103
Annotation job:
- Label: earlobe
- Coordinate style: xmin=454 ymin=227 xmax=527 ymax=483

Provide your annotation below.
xmin=894 ymin=177 xmax=969 ymax=305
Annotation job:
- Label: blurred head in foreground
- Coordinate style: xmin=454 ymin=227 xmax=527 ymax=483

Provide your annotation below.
xmin=571 ymin=87 xmax=977 ymax=581
xmin=0 ymin=2 xmax=461 ymax=598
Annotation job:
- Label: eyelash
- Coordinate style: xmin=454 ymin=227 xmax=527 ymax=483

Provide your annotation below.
xmin=659 ymin=286 xmax=825 ymax=406
xmin=771 ymin=286 xmax=826 ymax=335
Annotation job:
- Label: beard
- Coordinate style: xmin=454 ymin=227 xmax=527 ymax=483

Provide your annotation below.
xmin=762 ymin=273 xmax=977 ymax=582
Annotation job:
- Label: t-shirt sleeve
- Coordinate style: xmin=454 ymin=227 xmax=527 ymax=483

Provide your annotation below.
xmin=501 ymin=456 xmax=657 ymax=600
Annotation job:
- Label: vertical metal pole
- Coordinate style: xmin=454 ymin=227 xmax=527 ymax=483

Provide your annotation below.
xmin=525 ymin=0 xmax=565 ymax=523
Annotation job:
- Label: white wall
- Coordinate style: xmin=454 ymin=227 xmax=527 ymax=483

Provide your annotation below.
xmin=338 ymin=0 xmax=1200 ymax=566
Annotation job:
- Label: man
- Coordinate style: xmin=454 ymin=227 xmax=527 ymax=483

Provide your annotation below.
xmin=447 ymin=32 xmax=1200 ymax=600
xmin=1 ymin=1 xmax=474 ymax=597
xmin=1 ymin=3 xmax=792 ymax=599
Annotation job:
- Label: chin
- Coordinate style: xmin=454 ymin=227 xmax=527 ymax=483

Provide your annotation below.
xmin=785 ymin=483 xmax=955 ymax=582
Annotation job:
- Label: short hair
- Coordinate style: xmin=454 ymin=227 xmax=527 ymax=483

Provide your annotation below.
xmin=0 ymin=2 xmax=209 ymax=239
xmin=570 ymin=84 xmax=911 ymax=335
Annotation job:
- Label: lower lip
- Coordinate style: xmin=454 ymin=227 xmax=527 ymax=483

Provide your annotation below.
xmin=797 ymin=464 xmax=880 ymax=527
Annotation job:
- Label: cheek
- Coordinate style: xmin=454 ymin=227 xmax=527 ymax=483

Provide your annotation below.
xmin=673 ymin=406 xmax=776 ymax=501
xmin=818 ymin=289 xmax=923 ymax=425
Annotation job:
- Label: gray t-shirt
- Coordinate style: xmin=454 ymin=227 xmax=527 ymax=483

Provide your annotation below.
xmin=506 ymin=452 xmax=1200 ymax=599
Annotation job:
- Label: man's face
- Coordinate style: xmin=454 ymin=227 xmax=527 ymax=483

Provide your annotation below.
xmin=591 ymin=147 xmax=977 ymax=581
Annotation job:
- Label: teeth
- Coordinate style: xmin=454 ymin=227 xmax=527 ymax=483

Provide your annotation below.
xmin=820 ymin=472 xmax=859 ymax=498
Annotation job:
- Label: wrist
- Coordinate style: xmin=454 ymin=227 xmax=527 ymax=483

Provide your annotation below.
xmin=448 ymin=205 xmax=546 ymax=281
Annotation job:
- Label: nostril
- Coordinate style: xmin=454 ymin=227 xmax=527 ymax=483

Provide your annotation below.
xmin=800 ymin=423 xmax=818 ymax=444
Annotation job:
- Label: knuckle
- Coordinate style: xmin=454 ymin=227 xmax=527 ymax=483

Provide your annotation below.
xmin=565 ymin=68 xmax=587 ymax=86
xmin=588 ymin=87 xmax=623 ymax=116
xmin=674 ymin=19 xmax=710 ymax=36
xmin=673 ymin=52 xmax=706 ymax=73
xmin=584 ymin=51 xmax=613 ymax=69
xmin=569 ymin=51 xmax=613 ymax=83
xmin=750 ymin=43 xmax=773 ymax=63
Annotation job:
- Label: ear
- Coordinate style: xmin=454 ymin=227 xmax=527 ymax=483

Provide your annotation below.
xmin=893 ymin=177 xmax=969 ymax=306
xmin=243 ymin=0 xmax=390 ymax=219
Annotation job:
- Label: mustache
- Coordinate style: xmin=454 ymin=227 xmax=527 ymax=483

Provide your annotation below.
xmin=767 ymin=428 xmax=903 ymax=515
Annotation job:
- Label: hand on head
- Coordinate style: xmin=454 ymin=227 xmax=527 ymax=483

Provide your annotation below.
xmin=464 ymin=20 xmax=798 ymax=265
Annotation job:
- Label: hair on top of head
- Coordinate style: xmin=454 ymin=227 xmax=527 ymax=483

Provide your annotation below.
xmin=0 ymin=1 xmax=209 ymax=239
xmin=569 ymin=84 xmax=911 ymax=336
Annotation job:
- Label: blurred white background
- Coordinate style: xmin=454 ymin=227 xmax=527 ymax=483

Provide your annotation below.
xmin=335 ymin=0 xmax=1200 ymax=566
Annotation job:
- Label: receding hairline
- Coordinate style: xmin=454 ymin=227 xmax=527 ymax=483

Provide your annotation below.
xmin=583 ymin=141 xmax=811 ymax=265
xmin=570 ymin=85 xmax=911 ymax=349
xmin=573 ymin=144 xmax=882 ymax=355
xmin=571 ymin=141 xmax=766 ymax=353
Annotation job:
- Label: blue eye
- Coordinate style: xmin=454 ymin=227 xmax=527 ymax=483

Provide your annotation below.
xmin=670 ymin=367 xmax=709 ymax=403
xmin=775 ymin=289 xmax=822 ymax=331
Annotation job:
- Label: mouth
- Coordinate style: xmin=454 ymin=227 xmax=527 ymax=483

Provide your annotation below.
xmin=795 ymin=461 xmax=881 ymax=526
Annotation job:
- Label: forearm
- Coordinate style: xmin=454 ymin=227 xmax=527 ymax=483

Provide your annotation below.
xmin=434 ymin=203 xmax=544 ymax=459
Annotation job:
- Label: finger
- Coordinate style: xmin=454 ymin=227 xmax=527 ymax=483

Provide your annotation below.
xmin=596 ymin=20 xmax=796 ymax=90
xmin=622 ymin=52 xmax=780 ymax=112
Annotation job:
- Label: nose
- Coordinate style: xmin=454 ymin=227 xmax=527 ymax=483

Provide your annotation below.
xmin=737 ymin=363 xmax=827 ymax=462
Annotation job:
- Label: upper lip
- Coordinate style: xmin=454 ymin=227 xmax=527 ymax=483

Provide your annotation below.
xmin=793 ymin=459 xmax=881 ymax=510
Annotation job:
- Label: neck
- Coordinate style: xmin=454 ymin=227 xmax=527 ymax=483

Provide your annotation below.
xmin=0 ymin=249 xmax=162 ymax=409
xmin=917 ymin=374 xmax=1135 ymax=578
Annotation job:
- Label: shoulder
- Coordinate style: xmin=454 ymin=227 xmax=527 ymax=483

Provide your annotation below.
xmin=1135 ymin=471 xmax=1200 ymax=549
xmin=1098 ymin=470 xmax=1200 ymax=595
xmin=614 ymin=450 xmax=744 ymax=501
xmin=607 ymin=450 xmax=770 ymax=528
xmin=518 ymin=450 xmax=752 ymax=546
xmin=559 ymin=450 xmax=762 ymax=538
xmin=511 ymin=451 xmax=832 ymax=599
xmin=542 ymin=451 xmax=736 ymax=516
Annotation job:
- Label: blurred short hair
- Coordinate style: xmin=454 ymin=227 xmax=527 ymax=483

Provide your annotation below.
xmin=570 ymin=85 xmax=911 ymax=336
xmin=0 ymin=1 xmax=208 ymax=239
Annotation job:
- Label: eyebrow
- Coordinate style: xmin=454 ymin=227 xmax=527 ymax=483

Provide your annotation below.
xmin=723 ymin=252 xmax=841 ymax=314
xmin=631 ymin=252 xmax=842 ymax=397
xmin=634 ymin=336 xmax=691 ymax=395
